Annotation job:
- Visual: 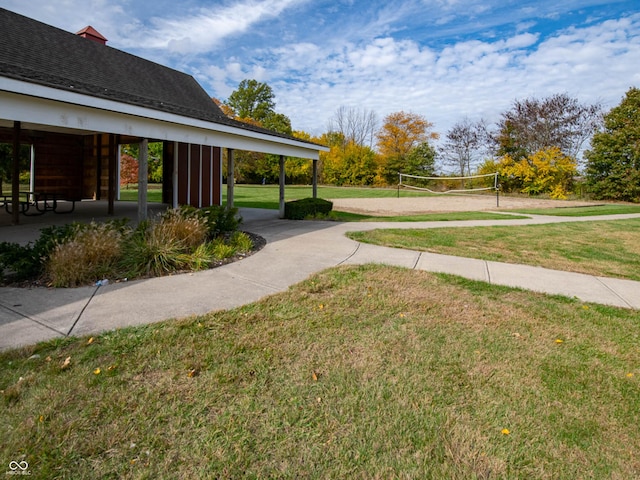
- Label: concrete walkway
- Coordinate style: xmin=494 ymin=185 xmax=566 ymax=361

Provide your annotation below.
xmin=1 ymin=207 xmax=639 ymax=351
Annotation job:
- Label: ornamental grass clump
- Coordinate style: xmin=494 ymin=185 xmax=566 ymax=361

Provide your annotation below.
xmin=120 ymin=207 xmax=229 ymax=277
xmin=210 ymin=238 xmax=237 ymax=260
xmin=120 ymin=221 xmax=190 ymax=278
xmin=8 ymin=206 xmax=253 ymax=287
xmin=230 ymin=231 xmax=253 ymax=254
xmin=155 ymin=207 xmax=208 ymax=249
xmin=47 ymin=222 xmax=127 ymax=287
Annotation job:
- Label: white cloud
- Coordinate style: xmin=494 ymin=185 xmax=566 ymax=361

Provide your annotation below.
xmin=121 ymin=0 xmax=304 ymax=54
xmin=3 ymin=0 xmax=638 ymax=142
xmin=263 ymin=13 xmax=640 ymax=137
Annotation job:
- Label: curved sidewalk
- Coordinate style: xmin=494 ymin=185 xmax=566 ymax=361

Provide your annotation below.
xmin=1 ymin=208 xmax=639 ymax=351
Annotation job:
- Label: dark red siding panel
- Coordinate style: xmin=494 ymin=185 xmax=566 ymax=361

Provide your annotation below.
xmin=201 ymin=145 xmax=212 ymax=207
xmin=189 ymin=144 xmax=200 ymax=207
xmin=173 ymin=142 xmax=222 ymax=208
xmin=177 ymin=142 xmax=189 ymax=206
xmin=213 ymin=147 xmax=221 ymax=205
xmin=162 ymin=141 xmax=174 ymax=205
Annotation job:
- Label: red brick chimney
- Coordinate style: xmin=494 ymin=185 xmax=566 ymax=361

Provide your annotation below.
xmin=76 ymin=26 xmax=107 ymax=45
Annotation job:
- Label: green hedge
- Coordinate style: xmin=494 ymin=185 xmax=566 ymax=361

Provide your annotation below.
xmin=284 ymin=197 xmax=333 ymax=220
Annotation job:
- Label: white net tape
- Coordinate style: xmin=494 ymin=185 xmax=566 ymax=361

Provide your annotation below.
xmin=399 ymin=172 xmax=498 ymax=195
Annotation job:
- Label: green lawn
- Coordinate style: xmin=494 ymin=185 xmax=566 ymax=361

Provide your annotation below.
xmin=4 ymin=185 xmax=640 ymax=478
xmin=115 ymin=185 xmax=639 ymax=219
xmin=222 ymin=184 xmax=433 ymax=209
xmin=348 ymin=218 xmax=640 ymax=280
xmin=2 ymin=265 xmax=639 ymax=479
xmin=120 ymin=184 xmax=525 ymax=222
xmin=513 ymin=204 xmax=640 ymax=216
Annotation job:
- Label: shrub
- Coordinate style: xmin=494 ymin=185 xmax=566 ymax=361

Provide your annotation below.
xmin=210 ymin=239 xmax=237 ymax=260
xmin=284 ymin=198 xmax=333 ymax=220
xmin=0 ymin=242 xmax=39 ymax=283
xmin=201 ymin=205 xmax=242 ymax=239
xmin=156 ymin=207 xmax=208 ymax=249
xmin=184 ymin=243 xmax=216 ymax=271
xmin=0 ymin=222 xmax=103 ymax=283
xmin=47 ymin=222 xmax=128 ymax=287
xmin=2 ymin=206 xmax=253 ymax=286
xmin=119 ymin=221 xmax=188 ymax=278
xmin=229 ymin=231 xmax=254 ymax=253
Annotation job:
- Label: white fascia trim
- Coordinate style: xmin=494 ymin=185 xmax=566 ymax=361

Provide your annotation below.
xmin=1 ymin=78 xmax=328 ymax=159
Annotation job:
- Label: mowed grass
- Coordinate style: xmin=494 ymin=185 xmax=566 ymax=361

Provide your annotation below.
xmin=330 ymin=210 xmax=528 ymax=222
xmin=120 ymin=184 xmax=430 ymax=209
xmin=120 ymin=184 xmax=525 ymax=221
xmin=349 ymin=218 xmax=640 ymax=281
xmin=2 ymin=265 xmax=639 ymax=479
xmin=513 ymin=204 xmax=640 ymax=216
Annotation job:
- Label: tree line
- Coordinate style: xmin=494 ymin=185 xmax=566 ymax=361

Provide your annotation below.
xmin=3 ymin=80 xmax=635 ymax=203
xmin=218 ymin=79 xmax=640 ymax=202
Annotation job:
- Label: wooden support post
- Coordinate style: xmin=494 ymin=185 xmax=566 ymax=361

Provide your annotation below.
xmin=108 ymin=134 xmax=116 ymax=215
xmin=95 ymin=134 xmax=102 ymax=200
xmin=11 ymin=121 xmax=20 ymax=225
xmin=226 ymin=148 xmax=234 ymax=209
xmin=279 ymin=155 xmax=285 ymax=219
xmin=138 ymin=138 xmax=148 ymax=222
xmin=312 ymin=159 xmax=318 ymax=199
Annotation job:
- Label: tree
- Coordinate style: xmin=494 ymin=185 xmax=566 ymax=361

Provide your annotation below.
xmin=321 ymin=138 xmax=377 ymax=186
xmin=0 ymin=143 xmax=30 ymax=188
xmin=497 ymin=147 xmax=577 ymax=199
xmin=405 ymin=142 xmax=437 ymax=176
xmin=327 ymin=106 xmax=378 ymax=148
xmin=262 ymin=112 xmax=292 ymax=136
xmin=585 ymin=87 xmax=640 ymax=202
xmin=224 ymin=79 xmax=276 ymax=122
xmin=440 ymin=118 xmax=488 ymax=176
xmin=376 ymin=111 xmax=438 ymax=184
xmin=119 ymin=153 xmax=138 ymax=188
xmin=493 ymin=93 xmax=601 ymax=162
xmin=222 ymin=80 xmax=294 ymax=183
xmin=121 ymin=142 xmax=163 ymax=183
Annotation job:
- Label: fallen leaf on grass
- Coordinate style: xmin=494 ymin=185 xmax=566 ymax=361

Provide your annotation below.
xmin=61 ymin=357 xmax=71 ymax=370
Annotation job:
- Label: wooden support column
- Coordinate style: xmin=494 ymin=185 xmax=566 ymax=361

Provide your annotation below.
xmin=95 ymin=134 xmax=102 ymax=200
xmin=108 ymin=134 xmax=117 ymax=215
xmin=279 ymin=155 xmax=286 ymax=219
xmin=11 ymin=121 xmax=20 ymax=225
xmin=138 ymin=139 xmax=148 ymax=222
xmin=172 ymin=142 xmax=179 ymax=208
xmin=312 ymin=159 xmax=318 ymax=199
xmin=226 ymin=148 xmax=234 ymax=208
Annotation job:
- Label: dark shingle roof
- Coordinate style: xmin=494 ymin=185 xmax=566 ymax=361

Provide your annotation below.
xmin=0 ymin=8 xmax=317 ymax=145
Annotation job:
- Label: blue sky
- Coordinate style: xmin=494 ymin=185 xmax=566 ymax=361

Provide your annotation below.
xmin=2 ymin=0 xmax=639 ymax=138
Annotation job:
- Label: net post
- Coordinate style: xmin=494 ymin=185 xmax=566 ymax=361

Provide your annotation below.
xmin=397 ymin=172 xmax=401 ymax=198
xmin=495 ymin=173 xmax=500 ymax=208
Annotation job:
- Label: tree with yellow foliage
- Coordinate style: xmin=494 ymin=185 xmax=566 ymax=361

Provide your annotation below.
xmin=376 ymin=111 xmax=438 ymax=184
xmin=497 ymin=147 xmax=577 ymax=199
xmin=320 ymin=132 xmax=377 ymax=186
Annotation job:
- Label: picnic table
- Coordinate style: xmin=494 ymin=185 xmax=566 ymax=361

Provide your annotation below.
xmin=1 ymin=191 xmax=76 ymax=216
